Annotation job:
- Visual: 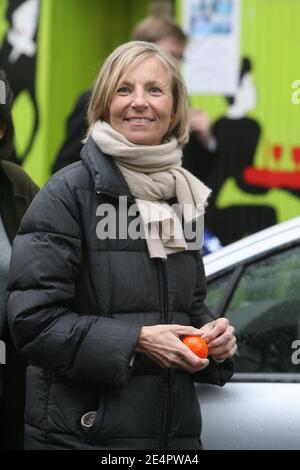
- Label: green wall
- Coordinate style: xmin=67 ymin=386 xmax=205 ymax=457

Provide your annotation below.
xmin=0 ymin=0 xmax=8 ymax=45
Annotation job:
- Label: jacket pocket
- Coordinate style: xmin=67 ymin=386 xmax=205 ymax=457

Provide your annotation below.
xmin=47 ymin=374 xmax=99 ymax=437
xmin=83 ymin=389 xmax=106 ymax=443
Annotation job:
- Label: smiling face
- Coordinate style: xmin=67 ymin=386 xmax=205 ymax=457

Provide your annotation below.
xmin=108 ymin=56 xmax=174 ymax=146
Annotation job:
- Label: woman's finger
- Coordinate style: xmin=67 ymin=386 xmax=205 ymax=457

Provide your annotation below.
xmin=200 ymin=318 xmax=229 ymax=342
xmin=208 ymin=337 xmax=237 ymax=358
xmin=206 ymin=326 xmax=235 ymax=349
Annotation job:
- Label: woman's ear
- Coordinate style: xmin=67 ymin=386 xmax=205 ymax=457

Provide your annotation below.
xmin=170 ymin=111 xmax=176 ymax=123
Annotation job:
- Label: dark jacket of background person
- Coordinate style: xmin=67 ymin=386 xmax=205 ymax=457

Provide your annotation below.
xmin=0 ymin=160 xmax=39 ymax=449
xmin=8 ymin=138 xmax=234 ymax=450
xmin=52 ymin=90 xmax=218 ymax=184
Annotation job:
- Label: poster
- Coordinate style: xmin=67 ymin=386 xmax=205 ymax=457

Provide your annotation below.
xmin=183 ymin=0 xmax=240 ymax=95
xmin=0 ymin=0 xmax=40 ymax=164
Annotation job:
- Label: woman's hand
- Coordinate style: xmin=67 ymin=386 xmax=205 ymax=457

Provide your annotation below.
xmin=199 ymin=318 xmax=237 ymax=361
xmin=135 ymin=324 xmax=209 ymax=374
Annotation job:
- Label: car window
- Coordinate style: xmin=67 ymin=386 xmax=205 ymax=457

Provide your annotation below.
xmin=205 ymin=272 xmax=232 ymax=314
xmin=225 ymin=246 xmax=300 ymax=374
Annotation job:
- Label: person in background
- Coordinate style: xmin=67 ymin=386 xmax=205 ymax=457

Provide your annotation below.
xmin=8 ymin=42 xmax=236 ymax=450
xmin=52 ymin=15 xmax=218 ymax=185
xmin=0 ymin=68 xmax=39 ymax=449
xmin=132 ymin=16 xmax=219 ymax=193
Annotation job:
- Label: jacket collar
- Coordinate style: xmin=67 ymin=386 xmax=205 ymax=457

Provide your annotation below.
xmin=81 ymin=137 xmax=134 ymax=202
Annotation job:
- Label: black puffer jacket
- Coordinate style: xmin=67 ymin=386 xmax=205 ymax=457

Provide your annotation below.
xmin=8 ymin=138 xmax=234 ymax=450
xmin=0 ymin=161 xmax=39 ymax=450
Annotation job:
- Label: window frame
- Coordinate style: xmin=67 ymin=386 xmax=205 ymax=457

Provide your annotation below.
xmin=230 ymin=372 xmax=300 ymax=384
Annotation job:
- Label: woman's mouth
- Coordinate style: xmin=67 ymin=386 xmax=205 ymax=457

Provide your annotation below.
xmin=125 ymin=117 xmax=154 ymax=123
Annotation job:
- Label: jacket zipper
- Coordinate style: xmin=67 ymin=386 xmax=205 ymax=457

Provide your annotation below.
xmin=158 ymin=260 xmax=171 ymax=450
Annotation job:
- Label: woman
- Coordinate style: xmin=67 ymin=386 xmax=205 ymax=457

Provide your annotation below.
xmin=8 ymin=42 xmax=236 ymax=450
xmin=0 ymin=68 xmax=39 ymax=449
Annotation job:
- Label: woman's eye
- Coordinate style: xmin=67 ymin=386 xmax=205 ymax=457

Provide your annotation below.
xmin=116 ymin=87 xmax=130 ymax=94
xmin=149 ymin=87 xmax=162 ymax=94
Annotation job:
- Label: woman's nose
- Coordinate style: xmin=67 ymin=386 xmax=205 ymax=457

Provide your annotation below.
xmin=131 ymin=91 xmax=148 ymax=109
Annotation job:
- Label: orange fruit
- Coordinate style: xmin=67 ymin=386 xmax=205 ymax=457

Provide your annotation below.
xmin=182 ymin=336 xmax=208 ymax=359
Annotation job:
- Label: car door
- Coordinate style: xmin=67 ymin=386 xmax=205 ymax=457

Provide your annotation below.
xmin=198 ymin=243 xmax=300 ymax=450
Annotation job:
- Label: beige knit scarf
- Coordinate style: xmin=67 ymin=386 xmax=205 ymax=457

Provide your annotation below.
xmin=92 ymin=121 xmax=211 ymax=258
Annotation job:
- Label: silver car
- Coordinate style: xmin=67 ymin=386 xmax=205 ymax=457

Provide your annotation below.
xmin=198 ymin=217 xmax=300 ymax=450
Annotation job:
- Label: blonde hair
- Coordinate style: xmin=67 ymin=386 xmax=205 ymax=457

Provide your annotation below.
xmin=87 ymin=41 xmax=189 ymax=145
